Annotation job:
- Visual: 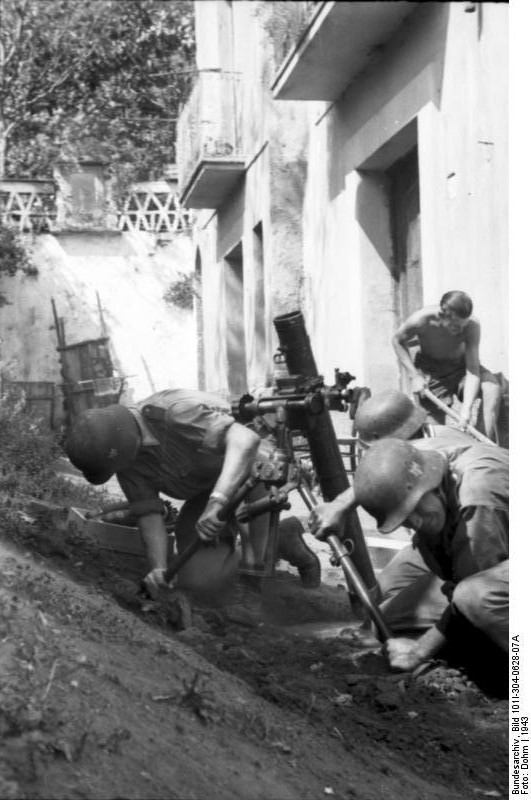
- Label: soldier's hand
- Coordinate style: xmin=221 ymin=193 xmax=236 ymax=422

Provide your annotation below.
xmin=411 ymin=373 xmax=428 ymax=395
xmin=142 ymin=567 xmax=168 ymax=599
xmin=384 ymin=637 xmax=426 ymax=671
xmin=458 ymin=408 xmax=471 ymax=431
xmin=195 ymin=499 xmax=226 ymax=543
xmin=308 ymin=500 xmax=346 ymax=540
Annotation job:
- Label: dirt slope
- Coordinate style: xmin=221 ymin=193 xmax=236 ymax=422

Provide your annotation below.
xmin=0 ymin=518 xmax=508 ymax=800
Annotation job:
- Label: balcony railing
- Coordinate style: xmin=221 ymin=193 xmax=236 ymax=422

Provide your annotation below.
xmin=0 ymin=180 xmax=57 ymax=232
xmin=271 ymin=1 xmax=322 ymax=70
xmin=119 ymin=180 xmax=194 ymax=233
xmin=0 ymin=177 xmax=194 ymax=235
xmin=271 ymin=1 xmax=420 ymax=102
xmin=176 ymin=70 xmax=246 ymax=209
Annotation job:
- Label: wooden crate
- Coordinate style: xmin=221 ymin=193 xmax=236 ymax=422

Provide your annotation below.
xmin=58 ymin=337 xmax=114 ymax=383
xmin=67 ymin=507 xmax=175 ymax=559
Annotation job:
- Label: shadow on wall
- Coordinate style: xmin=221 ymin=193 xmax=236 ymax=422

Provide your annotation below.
xmin=354 ymin=171 xmax=394 ymax=275
xmin=326 ymin=1 xmax=450 ymax=203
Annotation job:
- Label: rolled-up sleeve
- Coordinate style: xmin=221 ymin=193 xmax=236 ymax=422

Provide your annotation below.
xmin=116 ymin=470 xmax=163 ymax=511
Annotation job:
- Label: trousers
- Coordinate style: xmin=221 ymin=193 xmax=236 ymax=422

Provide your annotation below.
xmin=379 ymin=543 xmax=509 ymax=652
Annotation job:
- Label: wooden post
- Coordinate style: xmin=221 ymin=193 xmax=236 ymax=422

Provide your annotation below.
xmin=51 ymin=298 xmax=65 ymax=348
xmin=96 ymin=292 xmax=107 ymax=338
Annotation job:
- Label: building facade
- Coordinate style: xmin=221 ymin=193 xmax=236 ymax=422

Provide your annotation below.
xmin=177 ymin=0 xmax=508 ymax=397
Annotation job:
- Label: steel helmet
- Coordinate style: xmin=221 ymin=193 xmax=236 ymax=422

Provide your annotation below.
xmin=353 ymin=438 xmax=446 ymax=533
xmin=65 ymin=404 xmax=140 ymax=484
xmin=354 ymin=390 xmax=427 ymax=443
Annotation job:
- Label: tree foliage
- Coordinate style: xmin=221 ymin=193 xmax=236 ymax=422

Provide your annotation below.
xmin=0 ymin=0 xmax=195 ymax=192
xmin=0 ymin=225 xmax=37 ymax=307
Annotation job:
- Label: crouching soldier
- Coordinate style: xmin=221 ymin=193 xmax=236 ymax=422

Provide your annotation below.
xmin=311 ymin=388 xmax=476 ymax=539
xmin=311 ymin=437 xmax=508 ymax=680
xmin=65 ymin=389 xmax=320 ymax=623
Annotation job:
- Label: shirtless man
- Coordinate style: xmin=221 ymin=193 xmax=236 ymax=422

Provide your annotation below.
xmin=392 ymin=290 xmax=501 ymax=440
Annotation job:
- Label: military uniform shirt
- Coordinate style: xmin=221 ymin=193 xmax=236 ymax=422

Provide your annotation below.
xmin=116 ymin=389 xmax=235 ymax=505
xmin=411 ymin=441 xmax=509 ymax=585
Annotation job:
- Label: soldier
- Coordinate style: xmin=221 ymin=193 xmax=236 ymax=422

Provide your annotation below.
xmin=311 ymin=437 xmax=508 ymax=674
xmin=312 ymin=389 xmax=475 ymax=538
xmin=353 ymin=388 xmax=474 ymax=450
xmin=65 ymin=389 xmax=320 ymax=623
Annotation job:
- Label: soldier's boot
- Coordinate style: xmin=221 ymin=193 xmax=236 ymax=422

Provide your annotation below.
xmin=277 ymin=516 xmax=321 ymax=589
xmin=224 ymin=575 xmax=263 ymax=627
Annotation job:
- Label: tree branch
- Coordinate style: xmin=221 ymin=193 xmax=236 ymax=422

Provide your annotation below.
xmin=2 ymin=0 xmax=30 ymax=69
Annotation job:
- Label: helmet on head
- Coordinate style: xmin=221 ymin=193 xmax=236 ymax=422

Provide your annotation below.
xmin=353 ymin=438 xmax=446 ymax=533
xmin=65 ymin=405 xmax=140 ymax=485
xmin=354 ymin=390 xmax=427 ymax=444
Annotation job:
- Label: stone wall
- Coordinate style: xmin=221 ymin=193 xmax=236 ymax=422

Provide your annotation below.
xmin=1 ymin=173 xmax=197 ymax=423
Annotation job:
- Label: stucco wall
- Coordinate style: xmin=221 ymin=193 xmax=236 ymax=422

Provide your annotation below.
xmin=303 ymin=1 xmax=508 ymax=388
xmin=0 ymin=230 xmax=197 ymax=411
xmin=193 ymin=0 xmax=314 ymax=396
xmin=189 ymin=1 xmax=508 ymax=399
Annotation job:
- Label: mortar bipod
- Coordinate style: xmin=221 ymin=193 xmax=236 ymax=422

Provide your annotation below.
xmin=237 ymin=403 xmax=301 ymax=578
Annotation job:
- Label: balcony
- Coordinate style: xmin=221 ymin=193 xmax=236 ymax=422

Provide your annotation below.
xmin=271 ymin=1 xmax=420 ymax=102
xmin=119 ymin=181 xmax=194 ymax=233
xmin=176 ymin=70 xmax=246 ymax=209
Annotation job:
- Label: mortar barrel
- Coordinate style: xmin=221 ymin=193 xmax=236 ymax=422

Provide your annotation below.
xmin=273 ymin=311 xmax=376 ymax=590
xmin=273 ymin=311 xmax=318 ymax=376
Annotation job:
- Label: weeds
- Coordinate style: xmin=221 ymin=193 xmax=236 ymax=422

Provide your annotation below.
xmin=0 ymin=398 xmax=109 ymax=545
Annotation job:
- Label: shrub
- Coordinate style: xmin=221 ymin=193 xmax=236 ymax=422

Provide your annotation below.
xmin=0 ymin=396 xmax=107 ymax=506
xmin=163 ymin=272 xmax=198 ymax=310
xmin=0 ymin=226 xmax=38 ymax=307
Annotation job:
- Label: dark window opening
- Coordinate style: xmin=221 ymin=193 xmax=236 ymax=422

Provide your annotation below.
xmin=224 ymin=242 xmax=247 ymax=395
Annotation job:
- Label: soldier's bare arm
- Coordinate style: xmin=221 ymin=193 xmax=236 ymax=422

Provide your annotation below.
xmin=196 ymin=423 xmax=260 ymax=542
xmin=459 ymin=319 xmax=481 ymax=425
xmin=392 ymin=309 xmax=430 ymax=393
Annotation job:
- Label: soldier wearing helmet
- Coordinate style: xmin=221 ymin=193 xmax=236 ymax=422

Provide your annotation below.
xmin=311 ymin=437 xmax=508 ymax=677
xmin=311 ymin=389 xmax=474 ymax=541
xmin=353 ymin=388 xmax=474 ymax=449
xmin=66 ymin=388 xmax=320 ymax=621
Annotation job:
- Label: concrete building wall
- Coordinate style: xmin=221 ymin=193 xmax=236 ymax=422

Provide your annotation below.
xmin=1 ymin=230 xmax=197 ymax=409
xmin=303 ymin=2 xmax=508 ymax=389
xmin=191 ymin=1 xmax=314 ymax=396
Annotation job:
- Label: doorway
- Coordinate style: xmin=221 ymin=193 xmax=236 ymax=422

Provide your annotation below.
xmin=386 ymin=147 xmax=423 ymax=322
xmin=224 ymin=242 xmax=247 ymax=395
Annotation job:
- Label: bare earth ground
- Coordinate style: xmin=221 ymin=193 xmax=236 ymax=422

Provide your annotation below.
xmin=0 ymin=496 xmax=508 ymax=800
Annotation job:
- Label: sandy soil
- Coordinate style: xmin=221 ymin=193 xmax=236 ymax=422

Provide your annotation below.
xmin=0 ymin=501 xmax=508 ymax=800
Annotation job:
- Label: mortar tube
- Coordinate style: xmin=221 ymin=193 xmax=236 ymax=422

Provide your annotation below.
xmin=274 ymin=311 xmax=376 ymax=590
xmin=273 ymin=310 xmax=318 ymax=376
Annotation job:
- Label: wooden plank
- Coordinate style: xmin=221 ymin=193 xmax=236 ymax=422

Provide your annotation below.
xmin=96 ymin=292 xmax=107 ymax=337
xmin=67 ymin=507 xmax=175 ymax=559
xmin=51 ymin=299 xmax=65 ymax=348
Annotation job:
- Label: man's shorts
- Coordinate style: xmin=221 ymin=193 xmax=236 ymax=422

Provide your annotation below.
xmin=414 ymin=353 xmax=499 ymax=422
